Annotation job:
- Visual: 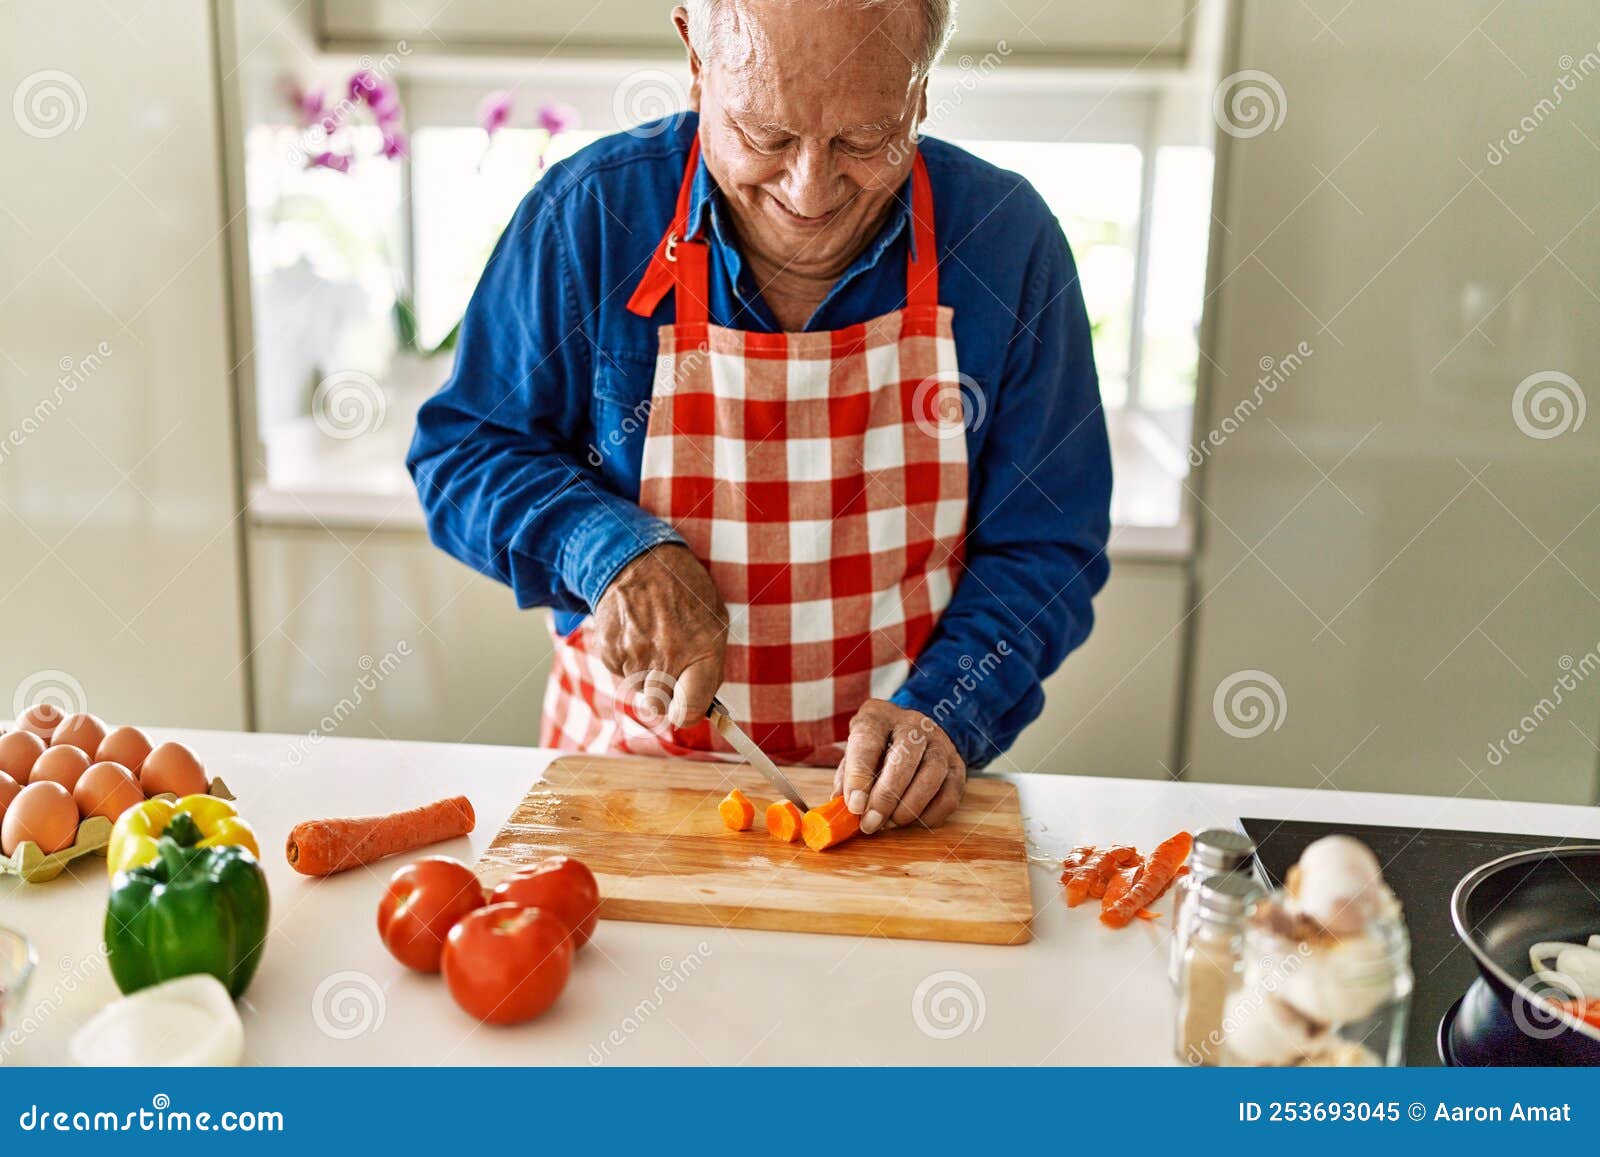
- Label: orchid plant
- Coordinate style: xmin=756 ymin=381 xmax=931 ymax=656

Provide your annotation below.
xmin=281 ymin=74 xmax=577 ymax=360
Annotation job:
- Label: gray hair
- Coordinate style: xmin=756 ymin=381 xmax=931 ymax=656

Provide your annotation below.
xmin=684 ymin=0 xmax=957 ymax=78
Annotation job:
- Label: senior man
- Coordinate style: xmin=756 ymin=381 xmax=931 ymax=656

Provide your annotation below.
xmin=408 ymin=0 xmax=1111 ymax=833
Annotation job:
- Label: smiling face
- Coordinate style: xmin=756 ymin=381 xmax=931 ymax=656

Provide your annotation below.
xmin=675 ymin=0 xmax=928 ymax=280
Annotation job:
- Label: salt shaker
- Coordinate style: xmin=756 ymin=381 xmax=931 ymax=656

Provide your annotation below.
xmin=1170 ymin=827 xmax=1256 ymax=985
xmin=1174 ymin=872 xmax=1261 ymax=1065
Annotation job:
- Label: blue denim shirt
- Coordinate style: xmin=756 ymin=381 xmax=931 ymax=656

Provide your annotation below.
xmin=407 ymin=114 xmax=1111 ymax=767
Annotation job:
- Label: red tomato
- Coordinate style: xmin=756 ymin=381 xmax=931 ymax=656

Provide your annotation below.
xmin=442 ymin=903 xmax=573 ymax=1025
xmin=377 ymin=857 xmax=486 ymax=973
xmin=489 ymin=855 xmax=601 ymax=948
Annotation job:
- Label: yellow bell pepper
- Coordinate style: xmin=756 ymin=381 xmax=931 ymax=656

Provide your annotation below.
xmin=107 ymin=794 xmax=259 ymax=877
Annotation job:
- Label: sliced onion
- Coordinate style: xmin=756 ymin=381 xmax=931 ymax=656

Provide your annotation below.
xmin=1529 ymin=941 xmax=1585 ymax=973
xmin=1528 ymin=938 xmax=1600 ymax=1000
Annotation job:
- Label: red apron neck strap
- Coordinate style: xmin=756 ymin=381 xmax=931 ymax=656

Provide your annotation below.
xmin=905 ymin=152 xmax=938 ymax=310
xmin=626 ymin=138 xmax=709 ymax=321
xmin=629 ymin=140 xmax=938 ymax=321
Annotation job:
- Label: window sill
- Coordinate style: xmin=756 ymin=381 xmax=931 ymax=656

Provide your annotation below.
xmin=249 ymin=409 xmax=1196 ymax=561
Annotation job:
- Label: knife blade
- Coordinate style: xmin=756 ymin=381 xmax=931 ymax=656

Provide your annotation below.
xmin=707 ymin=698 xmax=809 ymax=811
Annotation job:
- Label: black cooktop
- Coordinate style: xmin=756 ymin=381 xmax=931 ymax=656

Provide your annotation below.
xmin=1240 ymin=817 xmax=1594 ymax=1066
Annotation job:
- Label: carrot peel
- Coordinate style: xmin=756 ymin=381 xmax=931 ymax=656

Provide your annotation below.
xmin=285 ymin=795 xmax=476 ymax=877
xmin=718 ymin=788 xmax=756 ymax=831
xmin=765 ymin=799 xmax=803 ymax=842
xmin=801 ymin=796 xmax=861 ymax=852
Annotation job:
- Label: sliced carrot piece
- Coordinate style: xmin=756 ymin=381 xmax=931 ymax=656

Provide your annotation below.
xmin=1102 ymin=861 xmax=1142 ymax=910
xmin=1065 ymin=845 xmax=1139 ymax=907
xmin=718 ymin=788 xmax=756 ymax=832
xmin=765 ymin=799 xmax=803 ymax=843
xmin=1101 ymin=831 xmax=1192 ymax=928
xmin=801 ymin=796 xmax=861 ymax=852
xmin=1059 ymin=845 xmax=1096 ymax=884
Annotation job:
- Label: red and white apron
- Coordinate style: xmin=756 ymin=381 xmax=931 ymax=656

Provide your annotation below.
xmin=541 ymin=140 xmax=968 ymax=765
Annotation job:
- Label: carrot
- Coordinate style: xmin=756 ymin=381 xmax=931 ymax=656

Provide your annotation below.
xmin=718 ymin=788 xmax=756 ymax=831
xmin=1101 ymin=831 xmax=1193 ymax=928
xmin=1065 ymin=845 xmax=1139 ymax=907
xmin=1102 ymin=862 xmax=1142 ymax=910
xmin=1059 ymin=845 xmax=1096 ymax=884
xmin=285 ymin=795 xmax=476 ymax=877
xmin=801 ymin=796 xmax=861 ymax=852
xmin=765 ymin=799 xmax=803 ymax=842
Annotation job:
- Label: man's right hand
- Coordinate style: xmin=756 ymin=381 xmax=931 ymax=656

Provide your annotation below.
xmin=592 ymin=543 xmax=728 ymax=729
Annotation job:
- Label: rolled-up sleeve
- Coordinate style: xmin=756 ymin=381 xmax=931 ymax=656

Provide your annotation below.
xmin=891 ymin=216 xmax=1112 ymax=767
xmin=407 ymin=191 xmax=682 ymax=613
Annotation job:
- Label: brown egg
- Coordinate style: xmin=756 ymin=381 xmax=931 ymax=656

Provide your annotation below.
xmin=139 ymin=741 xmax=208 ymax=798
xmin=51 ymin=712 xmax=106 ymax=756
xmin=17 ymin=703 xmax=65 ymax=741
xmin=97 ymin=726 xmax=153 ymax=774
xmin=0 ymin=772 xmax=20 ymax=828
xmin=73 ymin=761 xmax=143 ymax=823
xmin=0 ymin=730 xmax=45 ymax=785
xmin=2 ymin=781 xmax=79 ymax=856
xmin=30 ymin=743 xmax=91 ymax=792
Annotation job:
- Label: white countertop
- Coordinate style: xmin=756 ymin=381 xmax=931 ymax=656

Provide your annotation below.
xmin=5 ymin=729 xmax=1598 ymax=1067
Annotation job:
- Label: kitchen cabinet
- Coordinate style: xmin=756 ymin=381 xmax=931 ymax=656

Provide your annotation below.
xmin=1185 ymin=0 xmax=1600 ymax=803
xmin=0 ymin=0 xmax=249 ymax=730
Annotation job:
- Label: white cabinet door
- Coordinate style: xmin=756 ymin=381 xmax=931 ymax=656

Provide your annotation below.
xmin=1186 ymin=0 xmax=1600 ymax=804
xmin=1002 ymin=560 xmax=1189 ymax=779
xmin=0 ymin=1 xmax=248 ymax=729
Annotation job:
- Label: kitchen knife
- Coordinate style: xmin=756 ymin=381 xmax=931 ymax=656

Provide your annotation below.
xmin=706 ymin=698 xmax=809 ymax=811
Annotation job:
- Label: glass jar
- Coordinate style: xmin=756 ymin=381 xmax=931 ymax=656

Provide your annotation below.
xmin=1175 ymin=872 xmax=1260 ymax=1065
xmin=1221 ymin=890 xmax=1413 ymax=1067
xmin=1170 ymin=828 xmax=1257 ymax=985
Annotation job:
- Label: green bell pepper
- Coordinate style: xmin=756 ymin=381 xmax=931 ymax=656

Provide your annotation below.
xmin=104 ymin=814 xmax=270 ymax=999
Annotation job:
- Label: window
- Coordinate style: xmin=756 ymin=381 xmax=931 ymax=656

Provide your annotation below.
xmin=243 ymin=63 xmax=1217 ymax=537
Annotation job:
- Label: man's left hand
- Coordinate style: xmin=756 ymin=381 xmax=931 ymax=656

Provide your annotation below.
xmin=833 ymin=699 xmax=966 ymax=834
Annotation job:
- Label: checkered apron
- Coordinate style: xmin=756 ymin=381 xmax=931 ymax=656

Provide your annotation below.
xmin=541 ymin=140 xmax=967 ymax=765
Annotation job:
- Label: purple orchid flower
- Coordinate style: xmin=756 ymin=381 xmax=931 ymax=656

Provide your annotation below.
xmin=479 ymin=91 xmax=514 ymax=140
xmin=379 ymin=128 xmax=409 ymax=160
xmin=308 ymin=151 xmax=352 ymax=173
xmin=537 ymin=101 xmax=578 ymax=136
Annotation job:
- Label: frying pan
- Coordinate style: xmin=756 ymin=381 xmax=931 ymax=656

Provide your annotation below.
xmin=1450 ymin=845 xmax=1600 ymax=1064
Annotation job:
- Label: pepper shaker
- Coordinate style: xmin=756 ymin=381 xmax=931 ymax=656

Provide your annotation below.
xmin=1170 ymin=827 xmax=1256 ymax=985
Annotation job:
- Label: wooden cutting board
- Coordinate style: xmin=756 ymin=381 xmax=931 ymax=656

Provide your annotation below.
xmin=478 ymin=754 xmax=1033 ymax=945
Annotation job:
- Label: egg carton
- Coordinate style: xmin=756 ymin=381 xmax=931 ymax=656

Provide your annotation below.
xmin=0 ymin=778 xmax=235 ymax=884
